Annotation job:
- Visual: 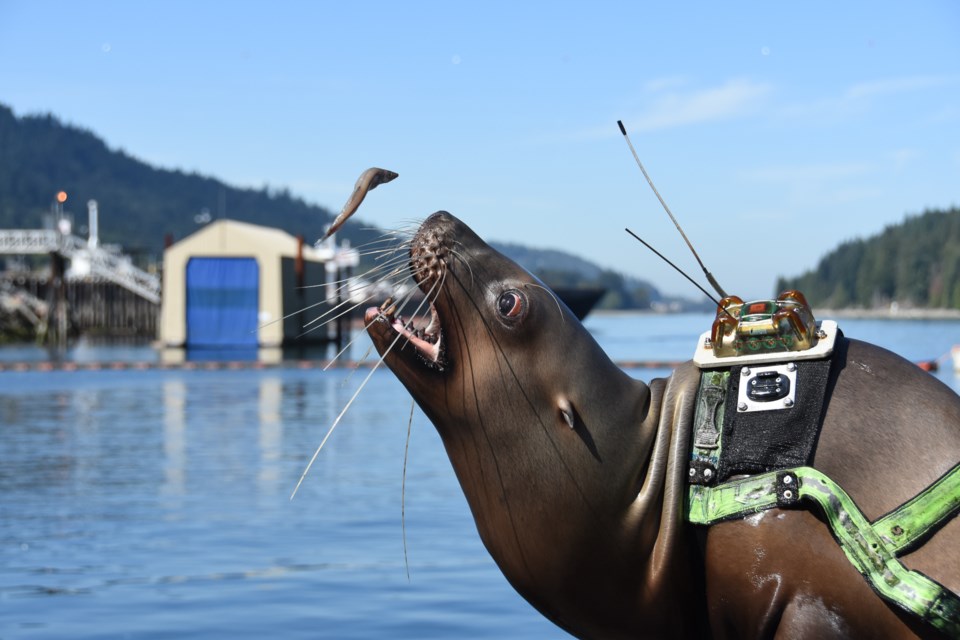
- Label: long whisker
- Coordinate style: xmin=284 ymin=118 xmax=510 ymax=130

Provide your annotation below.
xmin=315 ymin=232 xmax=412 ymax=269
xmin=309 ymin=268 xmax=424 ymax=366
xmin=292 ymin=267 xmax=440 ymax=494
xmin=316 ymin=265 xmax=434 ymax=367
xmin=299 ymin=288 xmax=381 ymax=331
xmin=447 ymin=243 xmax=475 ymax=288
xmin=295 ymin=254 xmax=410 ymax=291
xmin=323 ymin=233 xmax=407 ymax=257
xmin=349 ymin=232 xmax=412 ymax=251
xmin=296 ymin=260 xmax=418 ymax=339
xmin=291 ymin=221 xmax=458 ymax=501
xmin=291 ymin=341 xmax=393 ymax=499
xmin=315 ymin=250 xmax=412 ymax=289
xmin=291 ymin=257 xmax=439 ymax=498
xmin=256 ymin=296 xmax=333 ymax=331
xmin=259 ymin=241 xmax=413 ymax=334
xmin=262 ymin=273 xmax=379 ymax=333
xmin=402 ymin=398 xmax=415 ymax=582
xmin=524 ymin=282 xmax=565 ymax=320
xmin=320 ymin=293 xmax=412 ymax=370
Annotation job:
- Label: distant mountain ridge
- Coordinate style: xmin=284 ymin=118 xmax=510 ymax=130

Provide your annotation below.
xmin=491 ymin=241 xmax=667 ymax=309
xmin=491 ymin=242 xmax=609 ymax=280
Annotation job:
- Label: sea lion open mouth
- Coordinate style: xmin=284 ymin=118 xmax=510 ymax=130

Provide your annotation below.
xmin=365 ymin=301 xmax=445 ymax=370
xmin=363 ymin=212 xmax=452 ymax=371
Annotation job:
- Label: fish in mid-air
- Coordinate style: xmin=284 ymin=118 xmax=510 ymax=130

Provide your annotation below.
xmin=320 ymin=167 xmax=399 ymax=242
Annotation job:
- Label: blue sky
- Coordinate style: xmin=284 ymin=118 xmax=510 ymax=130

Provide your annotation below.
xmin=1 ymin=1 xmax=958 ymax=297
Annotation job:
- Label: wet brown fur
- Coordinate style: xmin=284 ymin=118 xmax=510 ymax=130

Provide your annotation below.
xmin=366 ymin=211 xmax=960 ymax=639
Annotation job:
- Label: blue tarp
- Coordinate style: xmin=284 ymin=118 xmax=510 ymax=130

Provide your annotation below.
xmin=185 ymin=257 xmax=259 ymax=347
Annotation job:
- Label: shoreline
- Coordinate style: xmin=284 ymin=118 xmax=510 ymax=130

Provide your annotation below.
xmin=812 ymin=308 xmax=960 ymax=320
xmin=590 ymin=307 xmax=960 ymax=321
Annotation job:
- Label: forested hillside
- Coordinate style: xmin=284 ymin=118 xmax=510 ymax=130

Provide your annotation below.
xmin=5 ymin=103 xmax=955 ymax=311
xmin=776 ymin=207 xmax=960 ymax=309
xmin=0 ymin=103 xmax=667 ymax=309
xmin=0 ymin=103 xmax=382 ymax=255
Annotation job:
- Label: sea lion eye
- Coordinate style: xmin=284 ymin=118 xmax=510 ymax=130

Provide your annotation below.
xmin=497 ymin=290 xmax=525 ymax=318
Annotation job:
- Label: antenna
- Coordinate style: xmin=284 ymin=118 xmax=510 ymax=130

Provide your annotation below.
xmin=617 ymin=120 xmax=728 ymax=299
xmin=625 ymin=228 xmax=727 ymax=311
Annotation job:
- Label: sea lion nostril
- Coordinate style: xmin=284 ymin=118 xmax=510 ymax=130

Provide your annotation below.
xmin=409 ymin=225 xmax=449 ymax=291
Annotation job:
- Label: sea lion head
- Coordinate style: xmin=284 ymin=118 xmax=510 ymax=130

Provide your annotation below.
xmin=365 ymin=211 xmax=696 ymax=637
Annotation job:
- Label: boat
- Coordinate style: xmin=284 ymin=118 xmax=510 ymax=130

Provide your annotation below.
xmin=553 ymin=287 xmax=607 ymax=321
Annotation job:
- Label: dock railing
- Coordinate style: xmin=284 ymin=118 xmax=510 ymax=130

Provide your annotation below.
xmin=0 ymin=229 xmax=160 ymax=303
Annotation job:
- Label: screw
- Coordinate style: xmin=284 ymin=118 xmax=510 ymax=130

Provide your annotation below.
xmin=784 ymin=398 xmax=794 ymax=408
xmin=738 ymin=402 xmax=748 ymax=412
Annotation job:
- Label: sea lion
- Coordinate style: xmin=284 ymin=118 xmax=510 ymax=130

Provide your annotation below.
xmin=364 ymin=211 xmax=960 ymax=639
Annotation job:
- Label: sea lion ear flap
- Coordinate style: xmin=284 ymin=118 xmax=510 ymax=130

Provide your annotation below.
xmin=558 ymin=397 xmax=576 ymax=430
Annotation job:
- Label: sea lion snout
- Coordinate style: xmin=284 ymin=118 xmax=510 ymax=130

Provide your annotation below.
xmin=409 ymin=211 xmax=453 ymax=292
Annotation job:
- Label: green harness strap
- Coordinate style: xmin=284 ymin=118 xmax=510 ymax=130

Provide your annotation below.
xmin=687 ymin=464 xmax=960 ymax=637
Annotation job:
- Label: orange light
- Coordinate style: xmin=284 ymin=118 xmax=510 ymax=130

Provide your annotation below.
xmin=56 ymin=191 xmax=68 ymax=203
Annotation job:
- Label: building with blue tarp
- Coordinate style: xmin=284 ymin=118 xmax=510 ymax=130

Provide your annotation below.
xmin=160 ymin=220 xmax=348 ymax=349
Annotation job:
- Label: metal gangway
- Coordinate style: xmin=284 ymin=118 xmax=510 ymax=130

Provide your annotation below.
xmin=0 ymin=279 xmax=46 ymax=328
xmin=0 ymin=228 xmax=160 ymax=304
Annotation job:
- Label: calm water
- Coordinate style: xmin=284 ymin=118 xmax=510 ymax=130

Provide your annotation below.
xmin=1 ymin=313 xmax=958 ymax=639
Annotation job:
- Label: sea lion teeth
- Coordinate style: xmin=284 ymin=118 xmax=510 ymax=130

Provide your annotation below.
xmin=424 ymin=305 xmax=440 ymax=336
xmin=389 ymin=315 xmax=443 ymax=365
